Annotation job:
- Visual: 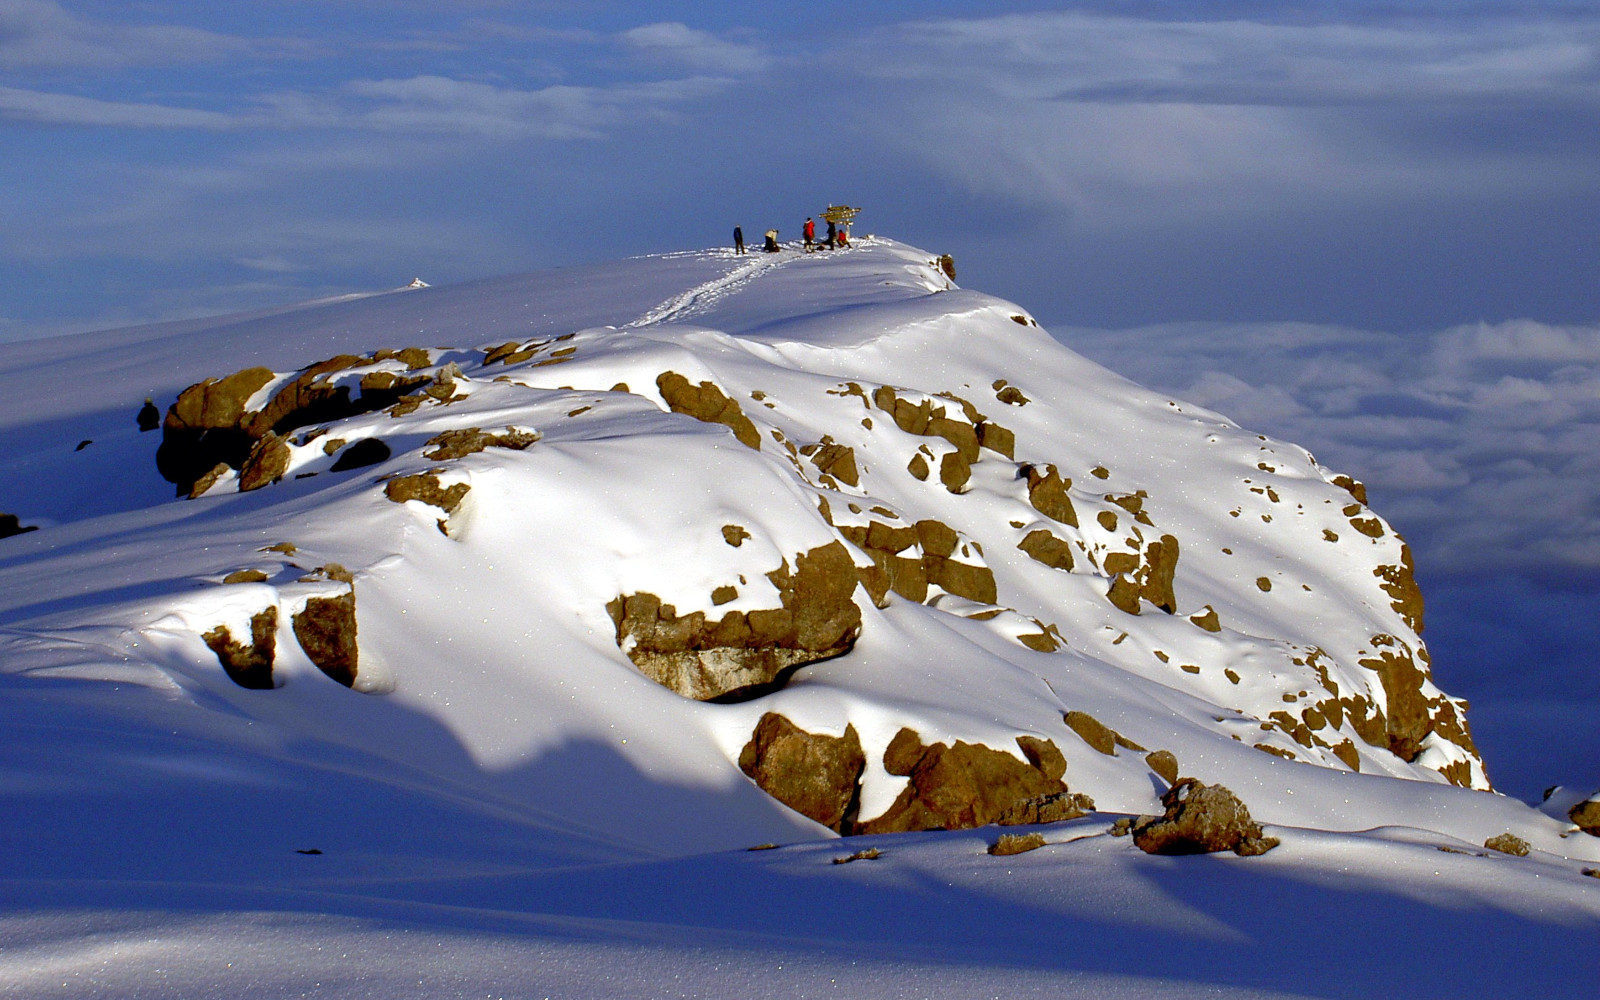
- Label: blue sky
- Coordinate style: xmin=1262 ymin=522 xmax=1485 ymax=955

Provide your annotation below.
xmin=4 ymin=1 xmax=1598 ymax=795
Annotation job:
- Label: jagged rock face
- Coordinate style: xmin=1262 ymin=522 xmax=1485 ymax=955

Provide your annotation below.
xmin=737 ymin=712 xmax=865 ymax=833
xmin=292 ymin=591 xmax=359 ymax=687
xmin=203 ymin=608 xmax=278 ymax=690
xmin=156 ymin=351 xmax=437 ymax=495
xmin=836 ymin=516 xmax=997 ymax=607
xmin=1131 ymin=779 xmax=1279 ymax=857
xmin=608 ymin=542 xmax=862 ymax=701
xmin=856 ymin=727 xmax=1086 ymax=834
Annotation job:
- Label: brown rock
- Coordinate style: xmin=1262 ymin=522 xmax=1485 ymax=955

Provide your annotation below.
xmin=810 ymin=443 xmax=859 ymax=486
xmin=977 ymin=421 xmax=1016 ymax=459
xmin=609 ymin=542 xmax=862 ymax=700
xmin=1483 ymin=832 xmax=1530 ymax=856
xmin=1357 ymin=638 xmax=1432 ymax=762
xmin=1374 ymin=543 xmax=1425 ymax=634
xmin=384 ymin=473 xmax=471 ymax=514
xmin=907 ymin=453 xmax=930 ymax=481
xmin=1023 ymin=465 xmax=1078 ymax=526
xmin=1189 ymin=606 xmax=1221 ymax=632
xmin=1569 ymin=798 xmax=1600 ymax=835
xmin=1018 ymin=529 xmax=1074 ymax=571
xmin=222 ymin=569 xmax=269 ymax=584
xmin=1140 ymin=534 xmax=1180 ymax=613
xmin=1131 ymin=779 xmax=1279 ymax=856
xmin=292 ymin=591 xmax=358 ymax=687
xmin=1063 ymin=710 xmax=1141 ymax=755
xmin=657 ymin=372 xmax=761 ymax=450
xmin=738 ymin=712 xmax=866 ymax=833
xmin=997 ymin=791 xmax=1095 ymax=826
xmin=423 ymin=426 xmax=539 ymax=461
xmin=857 ymin=730 xmax=1071 ymax=834
xmin=721 ymin=524 xmax=751 ymax=547
xmin=989 ymin=832 xmax=1046 ymax=856
xmin=203 ymin=608 xmax=278 ymax=690
xmin=237 ymin=432 xmax=291 ymax=492
xmin=1145 ymin=750 xmax=1180 ymax=785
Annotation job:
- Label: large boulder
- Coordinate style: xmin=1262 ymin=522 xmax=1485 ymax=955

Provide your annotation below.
xmin=737 ymin=712 xmax=866 ymax=833
xmin=608 ymin=542 xmax=862 ymax=700
xmin=856 ymin=728 xmax=1088 ymax=834
xmin=1130 ymin=778 xmax=1279 ymax=856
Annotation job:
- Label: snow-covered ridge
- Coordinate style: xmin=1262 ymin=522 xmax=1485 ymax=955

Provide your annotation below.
xmin=1 ymin=239 xmax=1594 ymax=865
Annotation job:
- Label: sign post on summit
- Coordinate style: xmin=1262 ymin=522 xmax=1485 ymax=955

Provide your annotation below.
xmin=822 ymin=205 xmax=860 ymax=247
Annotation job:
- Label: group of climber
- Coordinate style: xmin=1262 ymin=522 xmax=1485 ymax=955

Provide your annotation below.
xmin=732 ymin=216 xmax=849 ymax=255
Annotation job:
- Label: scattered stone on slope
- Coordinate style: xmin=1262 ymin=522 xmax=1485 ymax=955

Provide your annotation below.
xmin=1018 ymin=529 xmax=1074 ymax=571
xmin=384 ymin=473 xmax=471 ymax=514
xmin=0 ymin=513 xmax=38 ymax=539
xmin=423 ymin=426 xmax=539 ymax=461
xmin=1483 ymin=833 xmax=1530 ymax=856
xmin=222 ymin=569 xmax=269 ymax=584
xmin=1145 ymin=750 xmax=1180 ymax=785
xmin=203 ymin=608 xmax=278 ymax=690
xmin=656 ymin=372 xmax=761 ymax=450
xmin=1021 ymin=464 xmax=1078 ymax=526
xmin=328 ymin=437 xmax=392 ymax=472
xmin=989 ymin=832 xmax=1046 ymax=856
xmin=1331 ymin=474 xmax=1369 ymax=505
xmin=1569 ymin=796 xmax=1600 ymax=836
xmin=1189 ymin=606 xmax=1221 ymax=632
xmin=292 ymin=590 xmax=359 ymax=687
xmin=1130 ymin=779 xmax=1279 ymax=857
xmin=737 ymin=712 xmax=865 ymax=833
xmin=608 ymin=542 xmax=862 ymax=701
xmin=1064 ymin=710 xmax=1144 ymax=756
xmin=721 ymin=524 xmax=750 ymax=547
xmin=805 ymin=440 xmax=859 ymax=487
xmin=855 ymin=729 xmax=1081 ymax=834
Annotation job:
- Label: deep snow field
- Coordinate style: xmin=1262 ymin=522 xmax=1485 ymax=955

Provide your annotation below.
xmin=1 ymin=239 xmax=1596 ymax=998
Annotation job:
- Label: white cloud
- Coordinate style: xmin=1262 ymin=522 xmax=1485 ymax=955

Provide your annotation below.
xmin=1065 ymin=318 xmax=1600 ymax=578
xmin=618 ymin=22 xmax=763 ymax=75
xmin=0 ymin=0 xmax=252 ymax=69
xmin=0 ymin=86 xmax=234 ymax=128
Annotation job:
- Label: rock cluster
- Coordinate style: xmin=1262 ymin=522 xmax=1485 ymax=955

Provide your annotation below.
xmin=201 ymin=577 xmax=361 ymax=690
xmin=608 ymin=542 xmax=862 ymax=700
xmin=855 ymin=727 xmax=1092 ymax=834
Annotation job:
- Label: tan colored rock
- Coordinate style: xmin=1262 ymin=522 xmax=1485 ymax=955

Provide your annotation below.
xmin=1484 ymin=832 xmax=1530 ymax=856
xmin=737 ymin=712 xmax=866 ymax=833
xmin=608 ymin=542 xmax=862 ymax=701
xmin=203 ymin=608 xmax=278 ymax=690
xmin=237 ymin=432 xmax=291 ymax=492
xmin=857 ymin=729 xmax=1073 ymax=834
xmin=809 ymin=442 xmax=860 ymax=486
xmin=1023 ymin=465 xmax=1078 ymax=526
xmin=384 ymin=473 xmax=470 ymax=515
xmin=1189 ymin=606 xmax=1221 ymax=632
xmin=222 ymin=569 xmax=269 ymax=584
xmin=989 ymin=832 xmax=1046 ymax=856
xmin=1145 ymin=749 xmax=1180 ymax=785
xmin=721 ymin=524 xmax=751 ymax=547
xmin=1131 ymin=779 xmax=1279 ymax=856
xmin=1569 ymin=797 xmax=1600 ymax=835
xmin=1064 ymin=710 xmax=1143 ymax=755
xmin=292 ymin=591 xmax=358 ymax=687
xmin=423 ymin=426 xmax=539 ymax=461
xmin=1018 ymin=529 xmax=1074 ymax=571
xmin=657 ymin=372 xmax=761 ymax=450
xmin=976 ymin=420 xmax=1016 ymax=459
xmin=1374 ymin=543 xmax=1425 ymax=634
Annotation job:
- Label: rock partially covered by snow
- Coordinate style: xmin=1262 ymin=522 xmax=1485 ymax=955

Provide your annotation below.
xmin=1130 ymin=779 xmax=1279 ymax=857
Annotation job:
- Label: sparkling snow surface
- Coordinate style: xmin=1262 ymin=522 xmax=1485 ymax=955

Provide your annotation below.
xmin=1 ymin=240 xmax=1595 ymax=998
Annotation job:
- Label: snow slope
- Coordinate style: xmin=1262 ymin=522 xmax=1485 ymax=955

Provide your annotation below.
xmin=1 ymin=239 xmax=1595 ymax=998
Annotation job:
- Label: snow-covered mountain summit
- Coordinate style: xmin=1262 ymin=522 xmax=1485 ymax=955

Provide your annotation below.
xmin=1 ymin=240 xmax=1596 ymax=997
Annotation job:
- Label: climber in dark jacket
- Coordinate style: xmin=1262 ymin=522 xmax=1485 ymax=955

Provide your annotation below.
xmin=733 ymin=226 xmax=745 ymax=254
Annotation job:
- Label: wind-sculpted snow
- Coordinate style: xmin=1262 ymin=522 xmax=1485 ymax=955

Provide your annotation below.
xmin=1 ymin=240 xmax=1595 ymax=997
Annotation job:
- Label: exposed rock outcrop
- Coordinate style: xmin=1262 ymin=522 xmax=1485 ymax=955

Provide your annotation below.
xmin=608 ymin=542 xmax=862 ymax=700
xmin=737 ymin=712 xmax=865 ymax=833
xmin=856 ymin=728 xmax=1089 ymax=834
xmin=292 ymin=591 xmax=359 ymax=687
xmin=203 ymin=608 xmax=278 ymax=690
xmin=1130 ymin=778 xmax=1279 ymax=856
xmin=656 ymin=372 xmax=761 ymax=450
xmin=836 ymin=517 xmax=998 ymax=607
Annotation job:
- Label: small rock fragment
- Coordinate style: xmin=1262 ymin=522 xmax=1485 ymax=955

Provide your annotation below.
xmin=989 ymin=832 xmax=1046 ymax=856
